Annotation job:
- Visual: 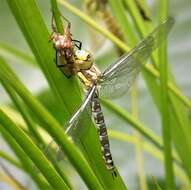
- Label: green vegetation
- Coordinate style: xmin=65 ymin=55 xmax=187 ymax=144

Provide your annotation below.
xmin=0 ymin=0 xmax=190 ymax=189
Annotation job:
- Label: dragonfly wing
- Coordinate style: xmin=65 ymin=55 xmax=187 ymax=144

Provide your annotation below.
xmin=65 ymin=85 xmax=96 ymax=138
xmin=43 ymin=140 xmax=63 ymax=162
xmin=42 ymin=85 xmax=96 ymax=163
xmin=100 ymin=17 xmax=174 ymax=99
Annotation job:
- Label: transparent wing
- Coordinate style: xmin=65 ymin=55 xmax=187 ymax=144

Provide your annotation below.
xmin=65 ymin=85 xmax=96 ymax=138
xmin=43 ymin=140 xmax=64 ymax=162
xmin=100 ymin=17 xmax=174 ymax=99
xmin=41 ymin=85 xmax=96 ymax=164
xmin=33 ymin=140 xmax=64 ymax=173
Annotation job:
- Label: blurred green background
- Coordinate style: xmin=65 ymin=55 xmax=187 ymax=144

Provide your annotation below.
xmin=0 ymin=0 xmax=190 ymax=189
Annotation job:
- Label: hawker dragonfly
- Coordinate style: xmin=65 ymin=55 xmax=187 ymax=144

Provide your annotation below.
xmin=51 ymin=17 xmax=174 ymax=177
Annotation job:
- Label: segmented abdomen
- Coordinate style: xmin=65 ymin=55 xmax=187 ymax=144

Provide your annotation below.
xmin=91 ymin=91 xmax=115 ymax=172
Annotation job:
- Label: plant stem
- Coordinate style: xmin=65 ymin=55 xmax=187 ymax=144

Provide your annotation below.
xmin=50 ymin=0 xmax=64 ymax=33
xmin=131 ymin=84 xmax=148 ymax=190
xmin=159 ymin=0 xmax=176 ymax=189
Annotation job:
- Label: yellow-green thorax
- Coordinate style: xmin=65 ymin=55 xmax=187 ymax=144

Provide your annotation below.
xmin=74 ymin=49 xmax=101 ymax=88
xmin=74 ymin=49 xmax=94 ymax=71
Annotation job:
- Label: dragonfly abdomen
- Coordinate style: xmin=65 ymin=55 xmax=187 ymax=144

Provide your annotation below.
xmin=91 ymin=92 xmax=116 ymax=174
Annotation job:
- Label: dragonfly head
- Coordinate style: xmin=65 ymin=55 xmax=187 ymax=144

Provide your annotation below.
xmin=74 ymin=49 xmax=94 ymax=71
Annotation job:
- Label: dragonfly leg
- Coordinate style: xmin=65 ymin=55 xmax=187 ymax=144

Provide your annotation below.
xmin=72 ymin=39 xmax=82 ymax=50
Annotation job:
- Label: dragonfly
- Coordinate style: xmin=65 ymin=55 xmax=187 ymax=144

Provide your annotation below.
xmin=50 ymin=17 xmax=174 ymax=177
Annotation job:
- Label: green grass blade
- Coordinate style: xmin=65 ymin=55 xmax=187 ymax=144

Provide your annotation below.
xmin=0 ymin=80 xmax=73 ymax=189
xmin=50 ymin=0 xmax=64 ymax=34
xmin=108 ymin=0 xmax=137 ymax=45
xmin=0 ymin=57 xmax=103 ymax=189
xmin=101 ymin=3 xmax=160 ymax=188
xmin=152 ymin=177 xmax=162 ymax=190
xmin=1 ymin=80 xmax=44 ymax=146
xmin=123 ymin=0 xmax=147 ymax=37
xmin=0 ymin=151 xmax=22 ymax=170
xmin=158 ymin=1 xmax=175 ymax=189
xmin=169 ymin=94 xmax=191 ymax=180
xmin=0 ymin=43 xmax=36 ymax=65
xmin=0 ymin=106 xmax=74 ymax=189
xmin=0 ymin=125 xmax=53 ymax=190
xmin=0 ymin=110 xmax=69 ymax=190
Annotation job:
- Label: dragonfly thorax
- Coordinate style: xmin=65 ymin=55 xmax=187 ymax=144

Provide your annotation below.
xmin=74 ymin=49 xmax=94 ymax=71
xmin=78 ymin=64 xmax=101 ymax=89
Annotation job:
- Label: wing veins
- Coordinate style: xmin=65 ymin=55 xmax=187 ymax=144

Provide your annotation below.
xmin=65 ymin=85 xmax=96 ymax=135
xmin=99 ymin=18 xmax=174 ymax=99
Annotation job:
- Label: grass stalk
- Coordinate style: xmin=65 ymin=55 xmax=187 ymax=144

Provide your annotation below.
xmin=108 ymin=0 xmax=137 ymax=45
xmin=159 ymin=1 xmax=176 ymax=189
xmin=0 ymin=125 xmax=53 ymax=190
xmin=131 ymin=84 xmax=148 ymax=190
xmin=0 ymin=57 xmax=103 ymax=189
xmin=0 ymin=111 xmax=69 ymax=190
xmin=50 ymin=0 xmax=64 ymax=34
xmin=0 ymin=161 xmax=26 ymax=190
xmin=1 ymin=80 xmax=44 ymax=147
xmin=0 ymin=151 xmax=22 ymax=170
xmin=0 ymin=43 xmax=36 ymax=65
